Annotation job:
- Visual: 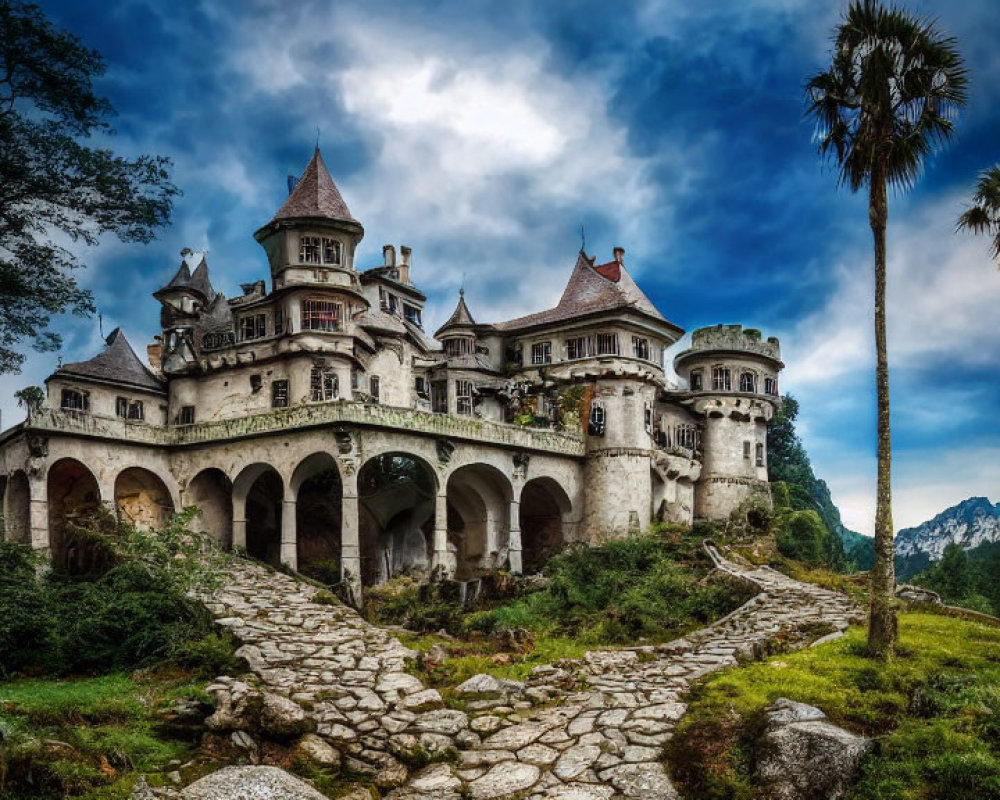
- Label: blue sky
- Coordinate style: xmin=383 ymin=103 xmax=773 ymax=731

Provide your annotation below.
xmin=2 ymin=0 xmax=998 ymax=534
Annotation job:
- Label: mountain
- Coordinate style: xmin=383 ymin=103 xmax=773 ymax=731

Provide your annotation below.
xmin=895 ymin=497 xmax=1000 ymax=581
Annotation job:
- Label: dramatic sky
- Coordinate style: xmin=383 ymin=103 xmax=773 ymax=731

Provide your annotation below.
xmin=2 ymin=0 xmax=998 ymax=535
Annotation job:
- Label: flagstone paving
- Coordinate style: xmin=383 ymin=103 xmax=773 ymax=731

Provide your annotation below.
xmin=200 ymin=545 xmax=863 ymax=799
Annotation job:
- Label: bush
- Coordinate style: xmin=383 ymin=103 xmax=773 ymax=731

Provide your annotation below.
xmin=776 ymin=510 xmax=829 ymax=565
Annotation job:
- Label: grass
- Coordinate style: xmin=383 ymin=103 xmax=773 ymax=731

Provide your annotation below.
xmin=0 ymin=670 xmax=210 ymax=800
xmin=668 ymin=611 xmax=1000 ymax=800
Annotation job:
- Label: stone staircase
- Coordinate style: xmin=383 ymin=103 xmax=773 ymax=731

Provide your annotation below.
xmin=200 ymin=545 xmax=863 ymax=799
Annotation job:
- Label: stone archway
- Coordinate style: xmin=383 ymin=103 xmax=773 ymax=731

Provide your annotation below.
xmin=233 ymin=464 xmax=283 ymax=567
xmin=291 ymin=453 xmax=342 ymax=583
xmin=520 ymin=476 xmax=572 ymax=573
xmin=357 ymin=452 xmax=437 ymax=586
xmin=115 ymin=467 xmax=174 ymax=530
xmin=186 ymin=468 xmax=233 ymax=549
xmin=446 ymin=463 xmax=513 ymax=579
xmin=2 ymin=471 xmax=30 ymax=544
xmin=48 ymin=458 xmax=103 ymax=574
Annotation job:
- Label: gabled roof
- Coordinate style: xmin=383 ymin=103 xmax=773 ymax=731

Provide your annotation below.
xmin=52 ymin=328 xmax=165 ymax=394
xmin=271 ymin=147 xmax=357 ymax=224
xmin=434 ymin=289 xmax=477 ymax=338
xmin=494 ymin=250 xmax=677 ymax=333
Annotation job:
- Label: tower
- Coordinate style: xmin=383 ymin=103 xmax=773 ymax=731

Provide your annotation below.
xmin=673 ymin=325 xmax=783 ymax=519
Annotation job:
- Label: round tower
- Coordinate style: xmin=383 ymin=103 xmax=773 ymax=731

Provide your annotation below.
xmin=673 ymin=325 xmax=783 ymax=520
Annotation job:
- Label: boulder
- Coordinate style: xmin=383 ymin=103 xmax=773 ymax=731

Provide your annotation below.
xmin=755 ymin=698 xmax=870 ymax=800
xmin=180 ymin=765 xmax=328 ymax=799
xmin=204 ymin=680 xmax=314 ymax=739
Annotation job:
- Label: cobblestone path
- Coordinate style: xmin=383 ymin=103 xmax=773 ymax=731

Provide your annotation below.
xmin=202 ymin=545 xmax=863 ymax=799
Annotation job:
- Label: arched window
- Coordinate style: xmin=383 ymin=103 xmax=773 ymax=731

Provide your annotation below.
xmin=310 ymin=366 xmax=338 ymax=401
xmin=740 ymin=371 xmax=758 ymax=393
xmin=588 ymin=399 xmax=606 ymax=436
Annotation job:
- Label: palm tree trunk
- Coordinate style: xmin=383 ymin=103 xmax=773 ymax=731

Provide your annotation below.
xmin=868 ymin=168 xmax=898 ymax=659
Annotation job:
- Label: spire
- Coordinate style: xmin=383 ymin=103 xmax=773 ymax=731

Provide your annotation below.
xmin=434 ymin=289 xmax=477 ymax=338
xmin=154 ymin=250 xmax=214 ymax=301
xmin=271 ymin=147 xmax=356 ymax=223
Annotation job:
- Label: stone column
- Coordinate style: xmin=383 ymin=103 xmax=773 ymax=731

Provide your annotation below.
xmin=431 ymin=490 xmax=456 ymax=578
xmin=28 ymin=475 xmax=49 ymax=554
xmin=280 ymin=493 xmax=297 ymax=571
xmin=508 ymin=499 xmax=522 ymax=574
xmin=340 ymin=473 xmax=362 ymax=603
xmin=232 ymin=487 xmax=247 ymax=551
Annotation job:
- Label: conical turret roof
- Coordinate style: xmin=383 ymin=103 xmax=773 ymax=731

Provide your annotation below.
xmin=154 ymin=250 xmax=215 ymax=302
xmin=435 ymin=289 xmax=477 ymax=338
xmin=271 ymin=148 xmax=356 ymax=223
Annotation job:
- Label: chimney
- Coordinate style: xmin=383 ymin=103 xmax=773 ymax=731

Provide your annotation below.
xmin=613 ymin=246 xmax=625 ymax=265
xmin=398 ymin=245 xmax=412 ymax=285
xmin=147 ymin=337 xmax=163 ymax=374
xmin=383 ymin=244 xmax=396 ymax=268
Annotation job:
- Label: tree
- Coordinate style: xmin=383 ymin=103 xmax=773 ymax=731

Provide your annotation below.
xmin=957 ymin=165 xmax=1000 ymax=266
xmin=13 ymin=383 xmax=42 ymax=417
xmin=0 ymin=1 xmax=178 ymax=374
xmin=806 ymin=1 xmax=967 ymax=658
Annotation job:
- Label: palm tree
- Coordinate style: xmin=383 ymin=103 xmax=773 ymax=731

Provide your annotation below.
xmin=957 ymin=165 xmax=1000 ymax=265
xmin=806 ymin=0 xmax=967 ymax=658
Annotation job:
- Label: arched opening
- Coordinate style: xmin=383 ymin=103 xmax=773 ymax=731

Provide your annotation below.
xmin=232 ymin=464 xmax=283 ymax=567
xmin=3 ymin=471 xmax=31 ymax=544
xmin=446 ymin=464 xmax=513 ymax=579
xmin=519 ymin=476 xmax=571 ymax=573
xmin=186 ymin=468 xmax=233 ymax=549
xmin=47 ymin=458 xmax=103 ymax=574
xmin=358 ymin=452 xmax=436 ymax=586
xmin=292 ymin=453 xmax=342 ymax=583
xmin=115 ymin=467 xmax=174 ymax=530
xmin=651 ymin=469 xmax=667 ymax=524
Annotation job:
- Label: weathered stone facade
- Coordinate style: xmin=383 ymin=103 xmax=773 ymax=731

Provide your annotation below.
xmin=0 ymin=149 xmax=782 ymax=594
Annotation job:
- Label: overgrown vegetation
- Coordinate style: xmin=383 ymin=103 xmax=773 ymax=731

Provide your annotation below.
xmin=365 ymin=525 xmax=755 ymax=685
xmin=0 ymin=512 xmax=240 ymax=799
xmin=668 ymin=612 xmax=1000 ymax=799
xmin=910 ymin=541 xmax=1000 ymax=617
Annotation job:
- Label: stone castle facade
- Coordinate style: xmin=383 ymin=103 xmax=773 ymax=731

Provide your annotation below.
xmin=0 ymin=149 xmax=783 ymax=596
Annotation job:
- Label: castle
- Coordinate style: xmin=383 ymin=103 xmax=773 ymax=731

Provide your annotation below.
xmin=0 ymin=149 xmax=783 ymax=596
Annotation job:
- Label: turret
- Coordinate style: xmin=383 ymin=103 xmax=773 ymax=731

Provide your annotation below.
xmin=673 ymin=325 xmax=783 ymax=520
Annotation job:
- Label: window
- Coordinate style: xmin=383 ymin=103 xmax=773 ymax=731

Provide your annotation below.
xmin=431 ymin=380 xmax=448 ymax=413
xmin=676 ymin=424 xmax=699 ymax=450
xmin=310 ymin=366 xmax=338 ymax=401
xmin=445 ymin=337 xmax=474 ymax=356
xmin=387 ymin=294 xmax=398 ymax=314
xmin=369 ymin=376 xmax=380 ymax=404
xmin=238 ymin=314 xmax=267 ymax=341
xmin=632 ymin=336 xmax=650 ymax=360
xmin=322 ymin=238 xmax=341 ymax=265
xmin=588 ymin=400 xmax=606 ymax=436
xmin=530 ymin=341 xmax=552 ymax=365
xmin=116 ymin=397 xmax=143 ymax=420
xmin=596 ymin=333 xmax=619 ymax=355
xmin=403 ymin=304 xmax=422 ymax=327
xmin=272 ymin=380 xmax=289 ymax=408
xmin=275 ymin=307 xmax=285 ymax=335
xmin=740 ymin=372 xmax=757 ymax=393
xmin=250 ymin=374 xmax=262 ymax=393
xmin=302 ymin=299 xmax=343 ymax=331
xmin=644 ymin=403 xmax=653 ymax=432
xmin=689 ymin=370 xmax=703 ymax=391
xmin=744 ymin=441 xmax=752 ymax=460
xmin=764 ymin=377 xmax=776 ymax=396
xmin=415 ymin=376 xmax=428 ymax=397
xmin=566 ymin=336 xmax=590 ymax=360
xmin=60 ymin=388 xmax=87 ymax=412
xmin=456 ymin=380 xmax=473 ymax=415
xmin=179 ymin=406 xmax=195 ymax=425
xmin=300 ymin=236 xmax=321 ymax=264
xmin=756 ymin=443 xmax=765 ymax=467
xmin=712 ymin=366 xmax=731 ymax=391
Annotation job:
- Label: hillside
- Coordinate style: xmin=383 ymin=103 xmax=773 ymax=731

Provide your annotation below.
xmin=896 ymin=496 xmax=1000 ymax=563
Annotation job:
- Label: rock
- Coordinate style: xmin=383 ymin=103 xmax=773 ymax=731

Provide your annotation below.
xmin=755 ymin=698 xmax=870 ymax=800
xmin=180 ymin=765 xmax=328 ymax=799
xmin=470 ymin=715 xmax=503 ymax=734
xmin=408 ymin=763 xmax=462 ymax=792
xmin=454 ymin=673 xmax=525 ymax=701
xmin=399 ymin=689 xmax=444 ymax=712
xmin=377 ymin=672 xmax=426 ymax=697
xmin=554 ymin=744 xmax=602 ymax=780
xmin=412 ymin=708 xmax=468 ymax=736
xmin=295 ymin=733 xmax=341 ymax=768
xmin=600 ymin=762 xmax=679 ymax=799
xmin=468 ymin=762 xmax=541 ymax=799
xmin=482 ymin=720 xmax=549 ymax=750
xmin=130 ymin=776 xmax=156 ymax=800
xmin=259 ymin=692 xmax=314 ymax=738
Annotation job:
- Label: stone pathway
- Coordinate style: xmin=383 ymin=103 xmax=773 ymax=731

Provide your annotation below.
xmin=201 ymin=544 xmax=863 ymax=799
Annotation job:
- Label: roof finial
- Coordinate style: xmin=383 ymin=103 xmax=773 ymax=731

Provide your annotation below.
xmin=98 ymin=312 xmax=104 ymax=340
xmin=460 ymin=272 xmax=466 ymax=296
xmin=315 ymin=126 xmax=321 ymax=151
xmin=580 ymin=224 xmax=586 ymax=253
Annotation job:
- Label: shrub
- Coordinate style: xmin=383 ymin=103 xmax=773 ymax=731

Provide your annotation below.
xmin=776 ymin=510 xmax=828 ymax=565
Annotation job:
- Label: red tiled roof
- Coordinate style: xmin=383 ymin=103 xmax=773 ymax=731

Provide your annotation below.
xmin=593 ymin=260 xmax=621 ymax=282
